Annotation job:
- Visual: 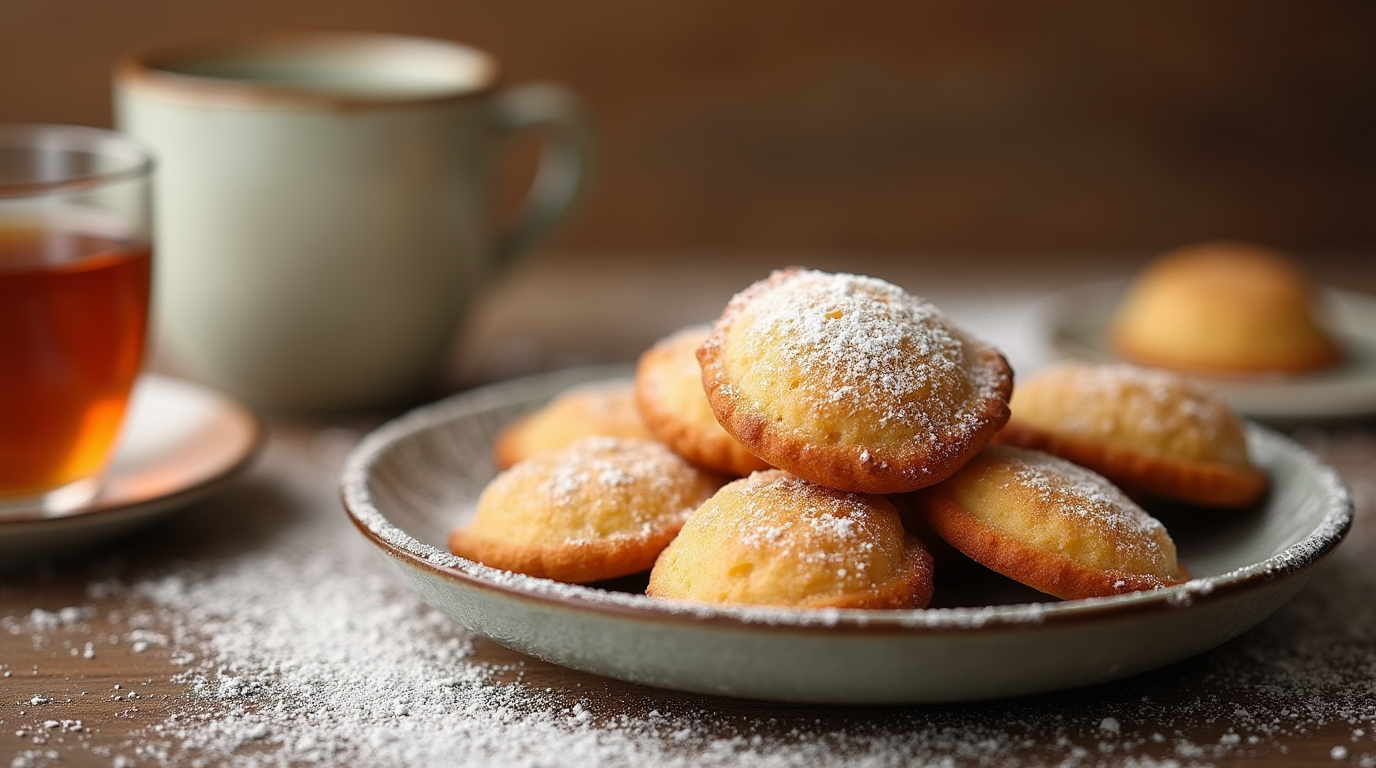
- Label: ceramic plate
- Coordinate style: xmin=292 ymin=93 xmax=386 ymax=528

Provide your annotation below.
xmin=0 ymin=374 xmax=264 ymax=565
xmin=341 ymin=366 xmax=1353 ymax=704
xmin=1035 ymin=280 xmax=1376 ymax=423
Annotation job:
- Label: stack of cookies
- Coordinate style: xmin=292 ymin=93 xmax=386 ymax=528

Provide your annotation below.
xmin=449 ymin=267 xmax=1268 ymax=610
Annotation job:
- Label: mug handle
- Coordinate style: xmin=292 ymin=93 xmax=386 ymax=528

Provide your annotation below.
xmin=491 ymin=83 xmax=593 ymax=266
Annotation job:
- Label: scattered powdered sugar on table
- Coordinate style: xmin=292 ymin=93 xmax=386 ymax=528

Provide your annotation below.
xmin=13 ymin=425 xmax=1376 ymax=767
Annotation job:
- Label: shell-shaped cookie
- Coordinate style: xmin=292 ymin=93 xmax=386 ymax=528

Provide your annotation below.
xmin=635 ymin=324 xmax=771 ymax=477
xmin=698 ymin=268 xmax=1013 ymax=494
xmin=914 ymin=446 xmax=1188 ymax=600
xmin=492 ymin=380 xmax=654 ymax=469
xmin=452 ymin=437 xmax=721 ymax=583
xmin=994 ymin=362 xmax=1267 ymax=508
xmin=648 ymin=469 xmax=934 ymax=609
xmin=1110 ymin=240 xmax=1340 ymax=374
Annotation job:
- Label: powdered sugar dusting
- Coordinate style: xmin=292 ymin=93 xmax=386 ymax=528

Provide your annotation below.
xmin=704 ymin=472 xmax=889 ymax=570
xmin=483 ymin=436 xmax=709 ymax=545
xmin=1002 ymin=447 xmax=1169 ymax=544
xmin=1018 ymin=362 xmax=1250 ymax=464
xmin=977 ymin=445 xmax=1178 ymax=577
xmin=339 ymin=378 xmax=1350 ymax=631
xmin=4 ymin=388 xmax=1370 ymax=766
xmin=714 ymin=268 xmax=1009 ymax=448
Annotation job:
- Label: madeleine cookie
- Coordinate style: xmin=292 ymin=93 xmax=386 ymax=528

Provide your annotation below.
xmin=915 ymin=446 xmax=1188 ymax=600
xmin=451 ymin=437 xmax=721 ymax=583
xmin=1110 ymin=240 xmax=1340 ymax=374
xmin=647 ymin=470 xmax=934 ymax=609
xmin=493 ymin=380 xmax=655 ymax=469
xmin=994 ymin=362 xmax=1267 ymax=508
xmin=698 ymin=268 xmax=1013 ymax=494
xmin=635 ymin=324 xmax=772 ymax=476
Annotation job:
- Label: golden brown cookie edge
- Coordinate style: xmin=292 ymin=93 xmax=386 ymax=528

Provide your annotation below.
xmin=993 ymin=422 xmax=1268 ymax=508
xmin=915 ymin=489 xmax=1187 ymax=601
xmin=634 ymin=329 xmax=771 ymax=477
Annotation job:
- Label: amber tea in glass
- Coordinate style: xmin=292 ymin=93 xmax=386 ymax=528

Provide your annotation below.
xmin=0 ymin=125 xmax=153 ymax=514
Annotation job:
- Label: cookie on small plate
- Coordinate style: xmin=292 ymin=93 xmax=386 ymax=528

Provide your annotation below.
xmin=994 ymin=362 xmax=1267 ymax=508
xmin=648 ymin=469 xmax=935 ymax=609
xmin=914 ymin=445 xmax=1188 ymax=600
xmin=635 ymin=324 xmax=771 ymax=476
xmin=451 ymin=437 xmax=721 ymax=583
xmin=698 ymin=268 xmax=1013 ymax=494
xmin=1110 ymin=240 xmax=1341 ymax=374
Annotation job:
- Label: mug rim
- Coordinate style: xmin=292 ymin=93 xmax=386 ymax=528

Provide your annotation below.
xmin=114 ymin=31 xmax=502 ymax=110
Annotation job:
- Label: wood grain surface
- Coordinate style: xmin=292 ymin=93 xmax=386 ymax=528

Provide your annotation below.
xmin=1 ymin=1 xmax=1373 ymax=255
xmin=2 ymin=413 xmax=1373 ymax=767
xmin=3 ymin=252 xmax=1375 ymax=767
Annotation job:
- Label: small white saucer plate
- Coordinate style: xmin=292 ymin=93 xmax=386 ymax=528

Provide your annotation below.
xmin=0 ymin=374 xmax=264 ymax=565
xmin=1034 ymin=280 xmax=1376 ymax=423
xmin=342 ymin=366 xmax=1353 ymax=704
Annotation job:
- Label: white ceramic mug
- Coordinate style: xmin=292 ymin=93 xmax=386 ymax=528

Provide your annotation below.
xmin=114 ymin=33 xmax=590 ymax=410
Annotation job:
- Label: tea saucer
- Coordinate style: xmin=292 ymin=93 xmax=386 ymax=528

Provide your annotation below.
xmin=0 ymin=374 xmax=264 ymax=565
xmin=1032 ymin=280 xmax=1376 ymax=423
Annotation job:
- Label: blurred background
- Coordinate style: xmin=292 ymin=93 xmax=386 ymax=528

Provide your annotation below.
xmin=3 ymin=0 xmax=1372 ymax=258
xmin=3 ymin=0 xmax=1373 ymax=383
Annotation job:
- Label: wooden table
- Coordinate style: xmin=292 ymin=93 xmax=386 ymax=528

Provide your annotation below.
xmin=3 ymin=252 xmax=1374 ymax=767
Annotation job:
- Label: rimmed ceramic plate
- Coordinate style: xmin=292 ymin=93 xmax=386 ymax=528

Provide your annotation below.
xmin=0 ymin=374 xmax=264 ymax=565
xmin=341 ymin=365 xmax=1353 ymax=704
xmin=1036 ymin=280 xmax=1376 ymax=423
